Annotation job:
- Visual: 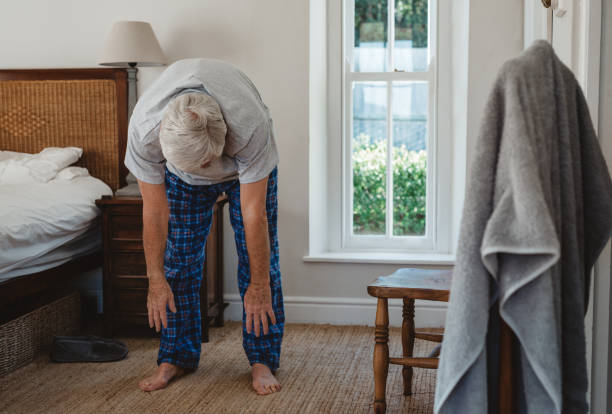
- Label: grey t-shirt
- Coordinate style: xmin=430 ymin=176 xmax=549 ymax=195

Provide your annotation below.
xmin=124 ymin=58 xmax=279 ymax=185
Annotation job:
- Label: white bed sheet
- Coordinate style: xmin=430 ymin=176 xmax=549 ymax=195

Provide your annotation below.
xmin=0 ymin=175 xmax=112 ymax=276
xmin=0 ymin=226 xmax=102 ymax=281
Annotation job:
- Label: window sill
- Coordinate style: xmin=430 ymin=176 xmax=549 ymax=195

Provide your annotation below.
xmin=302 ymin=251 xmax=455 ymax=265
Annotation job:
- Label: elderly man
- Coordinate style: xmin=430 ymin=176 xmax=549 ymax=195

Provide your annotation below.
xmin=124 ymin=58 xmax=284 ymax=395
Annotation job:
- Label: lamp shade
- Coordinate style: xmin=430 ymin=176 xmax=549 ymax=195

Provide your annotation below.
xmin=99 ymin=21 xmax=166 ymax=67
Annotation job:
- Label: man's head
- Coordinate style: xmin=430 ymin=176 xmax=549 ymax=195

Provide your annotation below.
xmin=159 ymin=92 xmax=227 ymax=173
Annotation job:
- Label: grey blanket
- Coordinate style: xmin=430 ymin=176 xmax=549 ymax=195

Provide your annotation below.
xmin=435 ymin=40 xmax=612 ymax=413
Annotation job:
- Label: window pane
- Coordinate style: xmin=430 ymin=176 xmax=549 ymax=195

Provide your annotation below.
xmin=392 ymin=81 xmax=427 ymax=236
xmin=353 ymin=0 xmax=388 ymax=72
xmin=394 ymin=0 xmax=428 ymax=72
xmin=352 ymin=81 xmax=387 ymax=235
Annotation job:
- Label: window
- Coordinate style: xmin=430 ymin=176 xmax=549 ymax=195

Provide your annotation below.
xmin=306 ymin=0 xmax=455 ymax=260
xmin=342 ymin=0 xmax=442 ymax=251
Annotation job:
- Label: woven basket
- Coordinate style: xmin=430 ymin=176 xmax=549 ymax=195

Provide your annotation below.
xmin=0 ymin=292 xmax=81 ymax=377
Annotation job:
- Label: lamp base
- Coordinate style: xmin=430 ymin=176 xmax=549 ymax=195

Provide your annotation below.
xmin=126 ymin=66 xmax=138 ymax=120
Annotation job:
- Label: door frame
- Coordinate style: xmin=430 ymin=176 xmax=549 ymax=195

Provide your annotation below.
xmin=585 ymin=1 xmax=610 ymax=413
xmin=525 ymin=1 xmax=607 ymax=413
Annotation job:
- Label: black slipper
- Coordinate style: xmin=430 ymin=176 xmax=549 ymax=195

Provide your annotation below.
xmin=51 ymin=336 xmax=128 ymax=363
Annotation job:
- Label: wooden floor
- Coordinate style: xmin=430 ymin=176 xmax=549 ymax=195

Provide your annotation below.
xmin=0 ymin=323 xmax=438 ymax=414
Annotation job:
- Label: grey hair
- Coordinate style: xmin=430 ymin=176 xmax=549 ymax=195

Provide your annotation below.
xmin=159 ymin=92 xmax=227 ymax=173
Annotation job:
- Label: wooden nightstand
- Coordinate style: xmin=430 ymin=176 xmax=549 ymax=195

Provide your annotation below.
xmin=96 ymin=195 xmax=228 ymax=342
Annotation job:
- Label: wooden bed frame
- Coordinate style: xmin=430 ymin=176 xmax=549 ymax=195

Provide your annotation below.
xmin=0 ymin=68 xmax=128 ymax=323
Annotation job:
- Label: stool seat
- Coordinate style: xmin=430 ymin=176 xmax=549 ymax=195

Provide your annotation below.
xmin=367 ymin=268 xmax=452 ymax=300
xmin=367 ymin=267 xmax=453 ymax=413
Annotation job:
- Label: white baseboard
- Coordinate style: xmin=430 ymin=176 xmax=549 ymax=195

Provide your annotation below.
xmin=223 ymin=294 xmax=447 ymax=328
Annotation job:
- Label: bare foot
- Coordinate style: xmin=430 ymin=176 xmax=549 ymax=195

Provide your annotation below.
xmin=251 ymin=363 xmax=281 ymax=395
xmin=138 ymin=362 xmax=185 ymax=392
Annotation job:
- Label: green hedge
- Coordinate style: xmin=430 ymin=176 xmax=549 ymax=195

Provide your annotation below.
xmin=354 ymin=0 xmax=428 ymax=47
xmin=353 ymin=135 xmax=426 ymax=236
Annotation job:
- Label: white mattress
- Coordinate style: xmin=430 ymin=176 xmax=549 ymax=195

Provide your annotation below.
xmin=0 ymin=176 xmax=112 ymax=279
xmin=0 ymin=226 xmax=102 ymax=281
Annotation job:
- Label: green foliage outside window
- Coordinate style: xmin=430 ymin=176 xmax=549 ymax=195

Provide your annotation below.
xmin=354 ymin=0 xmax=428 ymax=47
xmin=394 ymin=0 xmax=428 ymax=47
xmin=354 ymin=0 xmax=387 ymax=44
xmin=353 ymin=134 xmax=426 ymax=236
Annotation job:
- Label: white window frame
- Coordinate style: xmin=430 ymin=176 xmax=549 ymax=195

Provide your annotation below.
xmin=339 ymin=0 xmax=452 ymax=253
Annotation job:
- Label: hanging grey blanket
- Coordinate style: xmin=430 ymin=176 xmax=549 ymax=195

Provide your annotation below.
xmin=434 ymin=40 xmax=612 ymax=413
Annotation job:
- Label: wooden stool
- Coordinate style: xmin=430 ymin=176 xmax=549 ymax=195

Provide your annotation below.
xmin=367 ymin=268 xmax=452 ymax=413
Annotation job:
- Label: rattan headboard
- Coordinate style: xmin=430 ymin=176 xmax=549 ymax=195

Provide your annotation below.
xmin=0 ymin=69 xmax=128 ymax=191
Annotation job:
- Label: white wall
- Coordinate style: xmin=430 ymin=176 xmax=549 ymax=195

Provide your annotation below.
xmin=0 ymin=0 xmax=524 ymax=328
xmin=465 ymin=1 xmax=524 ymax=166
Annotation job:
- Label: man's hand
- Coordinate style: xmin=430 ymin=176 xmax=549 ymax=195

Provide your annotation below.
xmin=244 ymin=283 xmax=277 ymax=337
xmin=240 ymin=176 xmax=276 ymax=337
xmin=147 ymin=277 xmax=177 ymax=332
xmin=138 ymin=179 xmax=173 ymax=332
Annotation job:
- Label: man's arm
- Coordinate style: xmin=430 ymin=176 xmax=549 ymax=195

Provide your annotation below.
xmin=138 ymin=180 xmax=177 ymax=332
xmin=241 ymin=177 xmax=277 ymax=337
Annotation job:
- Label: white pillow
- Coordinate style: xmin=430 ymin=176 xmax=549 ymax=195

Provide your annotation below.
xmin=0 ymin=150 xmax=32 ymax=162
xmin=38 ymin=147 xmax=83 ymax=170
xmin=0 ymin=151 xmax=33 ymax=180
xmin=20 ymin=158 xmax=59 ymax=182
xmin=56 ymin=166 xmax=90 ymax=180
xmin=0 ymin=160 xmax=38 ymax=184
xmin=0 ymin=147 xmax=83 ymax=184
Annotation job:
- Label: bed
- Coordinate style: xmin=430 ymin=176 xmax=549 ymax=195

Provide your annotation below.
xmin=0 ymin=164 xmax=112 ymax=279
xmin=0 ymin=68 xmax=128 ymax=322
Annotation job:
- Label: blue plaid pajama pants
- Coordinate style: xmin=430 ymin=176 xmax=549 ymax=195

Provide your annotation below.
xmin=157 ymin=166 xmax=284 ymax=371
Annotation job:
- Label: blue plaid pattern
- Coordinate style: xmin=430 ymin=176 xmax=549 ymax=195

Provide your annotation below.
xmin=157 ymin=166 xmax=284 ymax=371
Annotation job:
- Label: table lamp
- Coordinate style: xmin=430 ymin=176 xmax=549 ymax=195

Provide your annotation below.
xmin=99 ymin=21 xmax=166 ymax=119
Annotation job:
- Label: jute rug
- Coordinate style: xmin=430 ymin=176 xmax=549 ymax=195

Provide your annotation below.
xmin=0 ymin=323 xmax=437 ymax=413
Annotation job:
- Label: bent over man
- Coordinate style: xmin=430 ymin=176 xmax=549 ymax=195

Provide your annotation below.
xmin=124 ymin=58 xmax=284 ymax=395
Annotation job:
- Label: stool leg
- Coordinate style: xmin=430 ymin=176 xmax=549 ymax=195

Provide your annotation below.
xmin=373 ymin=298 xmax=389 ymax=413
xmin=402 ymin=298 xmax=416 ymax=396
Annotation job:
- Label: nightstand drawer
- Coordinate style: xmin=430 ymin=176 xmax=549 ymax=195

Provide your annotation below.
xmin=111 ymin=215 xmax=142 ymax=239
xmin=113 ymin=289 xmax=147 ymax=314
xmin=111 ymin=252 xmax=146 ymax=275
xmin=112 ymin=274 xmax=148 ymax=289
xmin=98 ymin=195 xmax=227 ymax=340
